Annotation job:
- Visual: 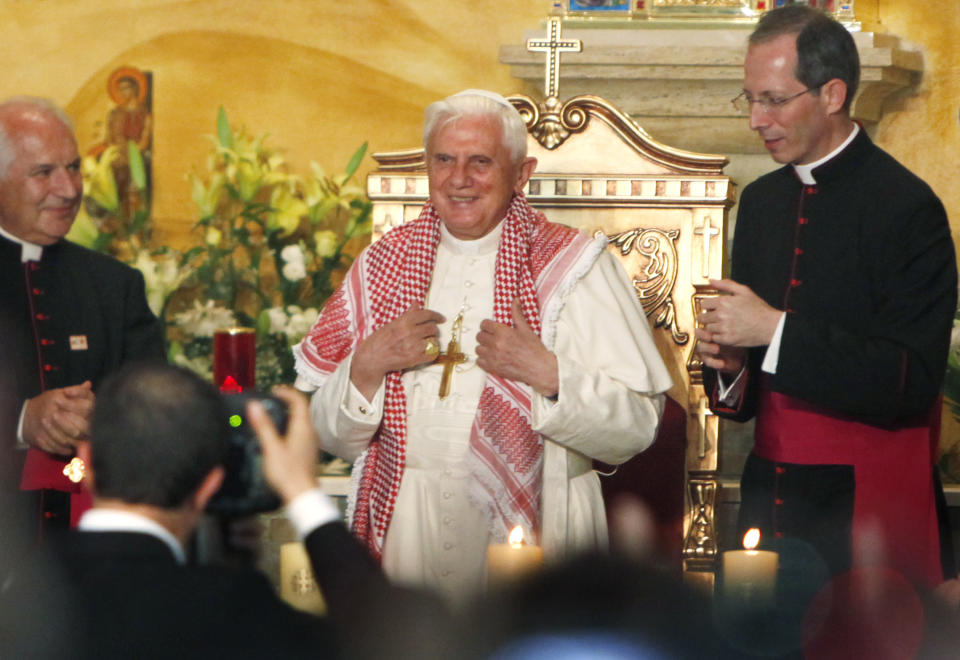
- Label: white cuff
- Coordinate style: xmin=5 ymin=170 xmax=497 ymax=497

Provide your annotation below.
xmin=717 ymin=368 xmax=747 ymax=406
xmin=345 ymin=378 xmax=384 ymax=420
xmin=286 ymin=488 xmax=341 ymax=540
xmin=761 ymin=312 xmax=787 ymax=374
xmin=16 ymin=401 xmax=28 ymax=449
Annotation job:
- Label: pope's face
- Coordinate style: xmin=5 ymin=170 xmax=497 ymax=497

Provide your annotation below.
xmin=743 ymin=33 xmax=835 ymax=165
xmin=0 ymin=113 xmax=82 ymax=245
xmin=427 ymin=115 xmax=535 ymax=240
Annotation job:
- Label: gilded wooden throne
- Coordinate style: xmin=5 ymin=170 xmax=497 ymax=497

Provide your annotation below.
xmin=365 ymin=93 xmax=733 ymax=585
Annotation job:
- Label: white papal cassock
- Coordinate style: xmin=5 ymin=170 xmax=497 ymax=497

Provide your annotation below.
xmin=297 ymin=221 xmax=671 ymax=603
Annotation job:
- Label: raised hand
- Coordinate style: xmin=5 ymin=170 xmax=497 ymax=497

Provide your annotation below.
xmin=698 ymin=279 xmax=781 ymax=348
xmin=476 ymin=298 xmax=559 ymax=398
xmin=350 ymin=305 xmax=445 ymax=400
xmin=248 ymin=386 xmax=320 ymax=504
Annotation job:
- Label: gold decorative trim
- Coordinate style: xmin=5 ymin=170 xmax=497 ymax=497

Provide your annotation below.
xmin=508 ymin=94 xmax=728 ymax=175
xmin=370 ymin=173 xmax=731 ymax=205
xmin=370 ymin=147 xmax=426 ymax=172
xmin=608 ymin=227 xmax=687 ymax=346
xmin=683 ymin=477 xmax=718 ymax=568
xmin=687 ymin=288 xmax=720 ymax=383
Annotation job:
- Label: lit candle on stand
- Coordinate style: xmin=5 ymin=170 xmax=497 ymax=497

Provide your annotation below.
xmin=213 ymin=327 xmax=256 ymax=392
xmin=487 ymin=525 xmax=543 ymax=587
xmin=721 ymin=528 xmax=778 ymax=607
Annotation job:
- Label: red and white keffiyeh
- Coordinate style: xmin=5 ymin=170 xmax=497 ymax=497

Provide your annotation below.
xmin=296 ymin=193 xmax=594 ymax=558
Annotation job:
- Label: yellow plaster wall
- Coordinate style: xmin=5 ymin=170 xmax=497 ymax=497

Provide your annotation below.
xmin=873 ymin=0 xmax=960 ymax=258
xmin=0 ymin=0 xmax=957 ymax=253
xmin=0 ymin=0 xmax=546 ymax=247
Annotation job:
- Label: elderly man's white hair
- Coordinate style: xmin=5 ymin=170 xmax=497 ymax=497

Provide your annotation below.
xmin=423 ymin=89 xmax=528 ymax=165
xmin=0 ymin=96 xmax=75 ymax=181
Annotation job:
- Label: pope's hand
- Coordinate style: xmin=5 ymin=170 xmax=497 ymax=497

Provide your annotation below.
xmin=22 ymin=382 xmax=95 ymax=456
xmin=248 ymin=386 xmax=319 ymax=504
xmin=350 ymin=305 xmax=444 ymax=400
xmin=476 ymin=298 xmax=559 ymax=398
xmin=697 ymin=279 xmax=781 ymax=349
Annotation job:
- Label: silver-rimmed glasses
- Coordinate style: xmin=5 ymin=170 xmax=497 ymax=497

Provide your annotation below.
xmin=731 ymin=86 xmax=822 ymax=115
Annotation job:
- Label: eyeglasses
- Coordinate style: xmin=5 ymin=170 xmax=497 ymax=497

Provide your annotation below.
xmin=731 ymin=86 xmax=821 ymax=115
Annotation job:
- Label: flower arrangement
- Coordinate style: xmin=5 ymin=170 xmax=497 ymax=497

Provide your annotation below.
xmin=69 ymin=108 xmax=371 ymax=388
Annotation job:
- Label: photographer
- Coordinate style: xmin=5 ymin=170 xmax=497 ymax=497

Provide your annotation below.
xmin=9 ymin=362 xmax=392 ymax=659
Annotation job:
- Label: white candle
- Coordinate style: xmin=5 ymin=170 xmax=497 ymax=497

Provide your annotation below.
xmin=487 ymin=526 xmax=544 ymax=587
xmin=721 ymin=528 xmax=778 ymax=606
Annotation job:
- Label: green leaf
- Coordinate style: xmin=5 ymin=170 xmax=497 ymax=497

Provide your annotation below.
xmin=217 ymin=107 xmax=233 ymax=149
xmin=256 ymin=309 xmax=273 ymax=336
xmin=346 ymin=202 xmax=373 ymax=238
xmin=224 ymin=182 xmax=241 ymax=200
xmin=195 ymin=263 xmax=214 ymax=283
xmin=127 ymin=141 xmax=147 ymax=191
xmin=233 ymin=225 xmax=251 ymax=245
xmin=130 ymin=209 xmax=150 ymax=234
xmin=344 ymin=142 xmax=368 ymax=180
xmin=167 ymin=340 xmax=184 ymax=363
xmin=92 ymin=232 xmax=116 ymax=254
xmin=181 ymin=246 xmax=206 ymax=266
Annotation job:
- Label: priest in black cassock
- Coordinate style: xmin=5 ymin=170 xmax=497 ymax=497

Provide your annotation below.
xmin=0 ymin=96 xmax=163 ymax=531
xmin=696 ymin=5 xmax=957 ymax=591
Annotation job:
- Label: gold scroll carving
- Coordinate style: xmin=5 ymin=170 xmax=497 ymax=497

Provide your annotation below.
xmin=608 ymin=228 xmax=688 ymax=346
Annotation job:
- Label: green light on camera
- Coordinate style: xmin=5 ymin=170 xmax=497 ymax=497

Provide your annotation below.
xmin=228 ymin=414 xmax=243 ymax=428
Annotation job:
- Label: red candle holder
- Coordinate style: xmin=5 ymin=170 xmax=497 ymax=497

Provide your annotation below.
xmin=213 ymin=327 xmax=256 ymax=393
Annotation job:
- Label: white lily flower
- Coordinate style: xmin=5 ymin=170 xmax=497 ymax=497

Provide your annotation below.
xmin=173 ymin=300 xmax=237 ymax=337
xmin=280 ymin=244 xmax=307 ymax=281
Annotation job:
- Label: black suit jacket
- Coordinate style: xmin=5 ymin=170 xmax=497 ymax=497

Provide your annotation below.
xmin=36 ymin=521 xmax=395 ymax=659
xmin=704 ymin=129 xmax=956 ymax=426
xmin=0 ymin=236 xmax=164 ymax=490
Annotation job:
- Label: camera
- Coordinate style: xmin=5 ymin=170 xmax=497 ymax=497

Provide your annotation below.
xmin=205 ymin=391 xmax=286 ymax=517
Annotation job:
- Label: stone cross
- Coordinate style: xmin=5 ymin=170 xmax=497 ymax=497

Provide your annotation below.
xmin=526 ymin=15 xmax=581 ymax=99
xmin=694 ymin=215 xmax=719 ymax=278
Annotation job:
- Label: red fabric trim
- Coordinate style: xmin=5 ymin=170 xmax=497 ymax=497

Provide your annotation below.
xmin=298 ymin=194 xmax=590 ymax=557
xmin=19 ymin=259 xmax=92 ymax=524
xmin=755 ymin=388 xmax=942 ymax=587
xmin=708 ymin=367 xmax=750 ymax=417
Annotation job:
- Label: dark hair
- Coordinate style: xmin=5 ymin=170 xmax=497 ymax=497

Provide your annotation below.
xmin=91 ymin=362 xmax=229 ymax=508
xmin=750 ymin=4 xmax=860 ymax=112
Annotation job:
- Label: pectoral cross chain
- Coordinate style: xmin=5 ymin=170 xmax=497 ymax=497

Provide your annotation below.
xmin=436 ymin=311 xmax=467 ymax=399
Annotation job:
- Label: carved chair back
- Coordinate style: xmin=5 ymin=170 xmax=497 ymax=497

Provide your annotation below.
xmin=365 ymin=94 xmax=734 ymax=582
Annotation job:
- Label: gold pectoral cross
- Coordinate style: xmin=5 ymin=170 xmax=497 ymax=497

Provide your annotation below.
xmin=435 ymin=310 xmax=467 ymax=399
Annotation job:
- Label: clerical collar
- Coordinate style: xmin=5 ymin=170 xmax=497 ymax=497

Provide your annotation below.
xmin=79 ymin=508 xmax=186 ymax=564
xmin=439 ymin=220 xmax=504 ymax=256
xmin=0 ymin=223 xmax=43 ymax=262
xmin=792 ymin=123 xmax=860 ymax=185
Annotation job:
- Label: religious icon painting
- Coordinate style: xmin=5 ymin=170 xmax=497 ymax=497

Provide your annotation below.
xmin=567 ymin=0 xmax=631 ymax=15
xmin=87 ymin=66 xmax=154 ymax=223
xmin=774 ymin=0 xmax=835 ymax=9
xmin=645 ymin=0 xmax=755 ymax=20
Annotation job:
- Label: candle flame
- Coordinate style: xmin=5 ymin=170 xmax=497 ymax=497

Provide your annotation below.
xmin=508 ymin=525 xmax=524 ymax=548
xmin=743 ymin=528 xmax=761 ymax=550
xmin=220 ymin=375 xmax=243 ymax=394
